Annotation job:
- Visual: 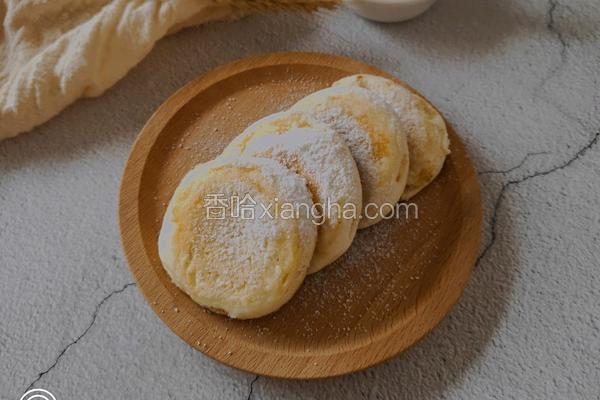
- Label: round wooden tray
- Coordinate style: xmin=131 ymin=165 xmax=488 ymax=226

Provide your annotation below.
xmin=119 ymin=52 xmax=482 ymax=379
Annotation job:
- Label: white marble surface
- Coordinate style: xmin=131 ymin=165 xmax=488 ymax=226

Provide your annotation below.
xmin=1 ymin=1 xmax=599 ymax=399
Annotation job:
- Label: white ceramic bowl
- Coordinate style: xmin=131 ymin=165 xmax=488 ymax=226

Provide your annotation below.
xmin=345 ymin=0 xmax=438 ymax=23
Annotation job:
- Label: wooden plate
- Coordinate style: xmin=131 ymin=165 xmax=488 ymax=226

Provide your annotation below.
xmin=119 ymin=52 xmax=482 ymax=379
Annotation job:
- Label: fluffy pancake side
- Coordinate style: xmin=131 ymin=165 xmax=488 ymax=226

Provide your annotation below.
xmin=290 ymin=86 xmax=409 ymax=228
xmin=334 ymin=74 xmax=450 ymax=199
xmin=242 ymin=128 xmax=362 ymax=273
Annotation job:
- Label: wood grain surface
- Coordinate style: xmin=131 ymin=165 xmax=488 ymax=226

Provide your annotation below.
xmin=118 ymin=52 xmax=482 ymax=379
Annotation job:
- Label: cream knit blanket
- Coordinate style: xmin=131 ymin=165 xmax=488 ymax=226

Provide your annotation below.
xmin=0 ymin=0 xmax=239 ymax=141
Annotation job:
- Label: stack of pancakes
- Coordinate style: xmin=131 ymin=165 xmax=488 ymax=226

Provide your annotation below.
xmin=159 ymin=74 xmax=450 ymax=319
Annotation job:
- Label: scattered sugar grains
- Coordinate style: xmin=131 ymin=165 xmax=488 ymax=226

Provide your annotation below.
xmin=239 ymin=193 xmax=444 ymax=342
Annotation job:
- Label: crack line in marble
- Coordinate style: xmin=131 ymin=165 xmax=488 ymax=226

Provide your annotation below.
xmin=533 ymin=0 xmax=569 ymax=102
xmin=478 ymin=151 xmax=549 ymax=176
xmin=541 ymin=0 xmax=568 ymax=88
xmin=22 ymin=282 xmax=136 ymax=394
xmin=547 ymin=0 xmax=568 ymax=61
xmin=476 ymin=130 xmax=599 ymax=268
xmin=245 ymin=375 xmax=260 ymax=400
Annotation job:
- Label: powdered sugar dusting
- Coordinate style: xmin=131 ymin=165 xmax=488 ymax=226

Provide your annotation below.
xmin=334 ymin=74 xmax=450 ymax=198
xmin=244 ymin=127 xmax=362 ymax=272
xmin=290 ymin=86 xmax=405 ymax=222
xmin=245 ymin=128 xmax=361 ymax=223
xmin=160 ymin=156 xmax=317 ymax=318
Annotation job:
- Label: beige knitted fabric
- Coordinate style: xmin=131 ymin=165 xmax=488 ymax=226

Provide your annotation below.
xmin=0 ymin=0 xmax=237 ymax=140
